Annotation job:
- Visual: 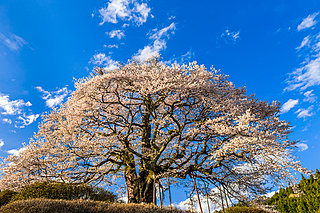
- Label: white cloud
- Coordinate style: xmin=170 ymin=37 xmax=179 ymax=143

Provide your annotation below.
xmin=173 ymin=176 xmax=279 ymax=212
xmin=180 ymin=50 xmax=195 ymax=63
xmin=118 ymin=196 xmax=128 ymax=203
xmin=16 ymin=114 xmax=40 ymax=128
xmin=280 ymin=99 xmax=299 ymax=114
xmin=0 ymin=93 xmax=32 ymax=115
xmin=295 ymin=106 xmax=314 ymax=118
xmin=148 ymin=23 xmax=176 ymax=40
xmin=99 ymin=0 xmax=130 ymax=24
xmin=107 ymin=29 xmax=125 ymax=39
xmin=99 ymin=0 xmax=150 ymax=26
xmin=2 ymin=118 xmax=12 ymax=124
xmin=105 ymin=44 xmax=119 ymax=48
xmin=284 ymin=24 xmax=320 ymax=119
xmin=297 ymin=12 xmax=319 ymax=31
xmin=296 ymin=36 xmax=311 ymax=50
xmin=132 ymin=2 xmax=150 ymax=25
xmin=0 ymin=139 xmax=4 ymax=149
xmin=165 ymin=50 xmax=196 ymax=65
xmin=285 ymin=32 xmax=320 ymax=92
xmin=134 ymin=40 xmax=166 ymax=61
xmin=174 ymin=190 xmax=221 ymax=212
xmin=303 ymin=90 xmax=316 ymax=102
xmin=264 ymin=191 xmax=277 ymax=198
xmin=296 ymin=142 xmax=309 ymax=151
xmin=173 ymin=185 xmax=246 ymax=212
xmin=0 ymin=33 xmax=27 ymax=51
xmin=36 ymin=86 xmax=70 ymax=108
xmin=134 ymin=23 xmax=176 ymax=61
xmin=90 ymin=53 xmax=119 ymax=71
xmin=221 ymin=29 xmax=240 ymax=44
xmin=6 ymin=147 xmax=27 ymax=156
xmin=286 ymin=56 xmax=320 ymax=91
xmin=90 ymin=53 xmax=109 ymax=65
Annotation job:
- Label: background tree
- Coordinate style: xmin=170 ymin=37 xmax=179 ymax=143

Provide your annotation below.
xmin=0 ymin=56 xmax=307 ymax=204
xmin=268 ymin=170 xmax=320 ymax=212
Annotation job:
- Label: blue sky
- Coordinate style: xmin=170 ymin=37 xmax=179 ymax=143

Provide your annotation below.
xmin=1 ymin=0 xmax=320 ymax=206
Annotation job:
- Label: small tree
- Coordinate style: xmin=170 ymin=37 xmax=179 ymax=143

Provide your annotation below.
xmin=0 ymin=56 xmax=307 ymax=203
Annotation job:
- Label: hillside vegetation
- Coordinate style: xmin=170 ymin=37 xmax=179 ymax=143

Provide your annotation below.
xmin=0 ymin=182 xmax=116 ymax=207
xmin=268 ymin=170 xmax=320 ymax=212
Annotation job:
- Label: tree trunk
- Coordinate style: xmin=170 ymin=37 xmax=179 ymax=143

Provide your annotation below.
xmin=135 ymin=169 xmax=155 ymax=203
xmin=125 ymin=95 xmax=155 ymax=203
xmin=124 ymin=153 xmax=138 ymax=203
xmin=134 ymin=95 xmax=155 ymax=203
xmin=123 ymin=154 xmax=155 ymax=203
xmin=125 ymin=165 xmax=138 ymax=203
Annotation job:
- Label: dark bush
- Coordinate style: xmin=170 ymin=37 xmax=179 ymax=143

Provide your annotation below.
xmin=0 ymin=198 xmax=190 ymax=213
xmin=0 ymin=190 xmax=17 ymax=207
xmin=11 ymin=182 xmax=116 ymax=203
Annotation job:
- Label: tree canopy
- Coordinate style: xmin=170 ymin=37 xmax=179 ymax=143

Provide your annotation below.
xmin=0 ymin=57 xmax=307 ymax=204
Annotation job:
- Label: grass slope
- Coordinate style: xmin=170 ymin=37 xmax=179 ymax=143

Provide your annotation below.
xmin=0 ymin=198 xmax=190 ymax=213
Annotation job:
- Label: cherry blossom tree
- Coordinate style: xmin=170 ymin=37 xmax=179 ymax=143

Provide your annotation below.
xmin=0 ymin=57 xmax=307 ymax=204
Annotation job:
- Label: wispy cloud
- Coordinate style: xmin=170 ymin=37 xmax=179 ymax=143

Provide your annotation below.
xmin=148 ymin=23 xmax=176 ymax=40
xmin=107 ymin=29 xmax=125 ymax=39
xmin=296 ymin=142 xmax=309 ymax=151
xmin=280 ymin=99 xmax=299 ymax=114
xmin=174 ymin=188 xmax=222 ymax=212
xmin=15 ymin=114 xmax=40 ymax=128
xmin=2 ymin=118 xmax=12 ymax=124
xmin=295 ymin=106 xmax=314 ymax=119
xmin=99 ymin=0 xmax=151 ymax=26
xmin=105 ymin=44 xmax=119 ymax=49
xmin=180 ymin=50 xmax=195 ymax=63
xmin=0 ymin=33 xmax=27 ymax=51
xmin=134 ymin=23 xmax=176 ymax=61
xmin=283 ymin=21 xmax=320 ymax=120
xmin=6 ymin=147 xmax=27 ymax=156
xmin=165 ymin=50 xmax=195 ymax=65
xmin=296 ymin=35 xmax=311 ymax=50
xmin=297 ymin=12 xmax=319 ymax=31
xmin=303 ymin=90 xmax=316 ymax=103
xmin=220 ymin=29 xmax=240 ymax=44
xmin=0 ymin=139 xmax=4 ymax=149
xmin=35 ymin=86 xmax=70 ymax=108
xmin=285 ymin=25 xmax=320 ymax=92
xmin=0 ymin=93 xmax=32 ymax=115
xmin=286 ymin=57 xmax=320 ymax=91
xmin=90 ymin=53 xmax=118 ymax=70
xmin=0 ymin=93 xmax=38 ymax=128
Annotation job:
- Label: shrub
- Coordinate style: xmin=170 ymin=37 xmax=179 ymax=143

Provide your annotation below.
xmin=223 ymin=206 xmax=269 ymax=213
xmin=0 ymin=190 xmax=17 ymax=207
xmin=0 ymin=198 xmax=190 ymax=213
xmin=11 ymin=182 xmax=116 ymax=203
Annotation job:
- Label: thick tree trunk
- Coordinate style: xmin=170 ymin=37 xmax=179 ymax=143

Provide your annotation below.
xmin=123 ymin=154 xmax=155 ymax=203
xmin=125 ymin=95 xmax=155 ymax=204
xmin=124 ymin=153 xmax=138 ymax=203
xmin=134 ymin=95 xmax=155 ymax=203
xmin=125 ymin=165 xmax=138 ymax=203
xmin=136 ymin=169 xmax=154 ymax=203
xmin=125 ymin=168 xmax=155 ymax=203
